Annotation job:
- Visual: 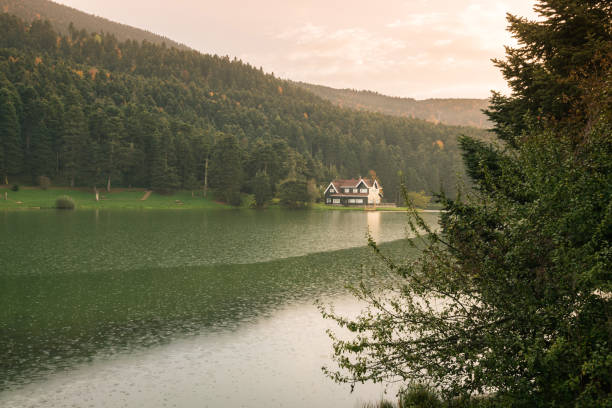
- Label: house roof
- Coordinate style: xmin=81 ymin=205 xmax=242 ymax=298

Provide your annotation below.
xmin=324 ymin=177 xmax=382 ymax=197
xmin=331 ymin=177 xmax=377 ymax=188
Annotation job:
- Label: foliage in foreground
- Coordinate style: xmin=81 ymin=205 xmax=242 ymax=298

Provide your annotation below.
xmin=360 ymin=385 xmax=503 ymax=408
xmin=324 ymin=1 xmax=611 ymax=406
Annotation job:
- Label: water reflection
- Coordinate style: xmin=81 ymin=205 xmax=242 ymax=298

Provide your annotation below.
xmin=0 ymin=210 xmax=436 ymax=276
xmin=1 ymin=241 xmax=418 ymax=389
xmin=367 ymin=211 xmax=381 ymax=241
xmin=0 ymin=210 xmax=438 ymax=406
xmin=0 ymin=298 xmax=400 ymax=408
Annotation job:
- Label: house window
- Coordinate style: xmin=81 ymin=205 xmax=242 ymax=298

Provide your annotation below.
xmin=360 ymin=188 xmax=367 ymax=193
xmin=333 ymin=199 xmax=340 ymax=204
xmin=344 ymin=188 xmax=350 ymax=193
xmin=356 ymin=199 xmax=363 ymax=204
xmin=326 ymin=198 xmax=331 ymax=204
xmin=348 ymin=199 xmax=356 ymax=204
xmin=352 ymin=188 xmax=358 ymax=193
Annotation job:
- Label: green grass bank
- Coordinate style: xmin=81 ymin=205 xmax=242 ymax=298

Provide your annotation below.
xmin=0 ymin=187 xmax=229 ymax=210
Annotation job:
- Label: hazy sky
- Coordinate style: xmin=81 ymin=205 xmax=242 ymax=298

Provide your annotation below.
xmin=54 ymin=0 xmax=538 ymax=99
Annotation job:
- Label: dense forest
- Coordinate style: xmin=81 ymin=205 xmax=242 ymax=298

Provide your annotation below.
xmin=0 ymin=13 xmax=488 ymax=204
xmin=296 ymin=82 xmax=490 ymax=128
xmin=3 ymin=0 xmax=490 ymax=130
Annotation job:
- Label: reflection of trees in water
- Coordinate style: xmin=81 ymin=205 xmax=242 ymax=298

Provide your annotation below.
xmin=0 ymin=240 xmax=416 ymax=390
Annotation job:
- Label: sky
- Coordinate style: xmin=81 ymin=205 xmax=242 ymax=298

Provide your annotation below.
xmin=54 ymin=0 xmax=539 ymax=99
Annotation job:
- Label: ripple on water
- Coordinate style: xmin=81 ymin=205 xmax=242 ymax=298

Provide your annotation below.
xmin=1 ymin=210 xmax=436 ymax=406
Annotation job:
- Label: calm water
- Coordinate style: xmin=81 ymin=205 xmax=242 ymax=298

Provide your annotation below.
xmin=0 ymin=209 xmax=438 ymax=407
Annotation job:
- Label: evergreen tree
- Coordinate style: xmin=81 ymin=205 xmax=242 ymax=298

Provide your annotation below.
xmin=61 ymin=103 xmax=88 ymax=187
xmin=486 ymin=0 xmax=611 ymax=145
xmin=208 ymin=134 xmax=243 ymax=204
xmin=324 ymin=2 xmax=612 ymax=406
xmin=44 ymin=95 xmax=65 ymax=177
xmin=0 ymin=135 xmax=4 ymax=185
xmin=278 ymin=179 xmax=310 ymax=208
xmin=29 ymin=116 xmax=54 ymax=181
xmin=0 ymin=88 xmax=22 ymax=184
xmin=149 ymin=130 xmax=179 ymax=193
xmin=89 ymin=103 xmax=124 ymax=190
xmin=252 ymin=171 xmax=272 ymax=207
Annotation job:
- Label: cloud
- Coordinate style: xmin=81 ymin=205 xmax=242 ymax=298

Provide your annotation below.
xmin=259 ymin=1 xmax=540 ymax=97
xmin=275 ymin=24 xmax=406 ymax=75
xmin=386 ymin=12 xmax=446 ymax=28
xmin=433 ymin=39 xmax=453 ymax=47
xmin=54 ymin=0 xmax=538 ymax=98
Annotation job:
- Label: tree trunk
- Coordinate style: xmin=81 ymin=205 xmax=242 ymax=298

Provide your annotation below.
xmin=94 ymin=186 xmax=99 ymax=201
xmin=70 ymin=176 xmax=74 ymax=188
xmin=203 ymin=157 xmax=209 ymax=198
xmin=106 ymin=175 xmax=111 ymax=192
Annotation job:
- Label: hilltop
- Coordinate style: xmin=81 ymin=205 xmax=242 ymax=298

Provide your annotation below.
xmin=0 ymin=0 xmax=189 ymax=50
xmin=295 ymin=82 xmax=490 ymax=128
xmin=2 ymin=0 xmax=490 ymax=129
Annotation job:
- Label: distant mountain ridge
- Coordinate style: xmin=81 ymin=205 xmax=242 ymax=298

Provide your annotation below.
xmin=4 ymin=0 xmax=491 ymax=129
xmin=295 ymin=82 xmax=491 ymax=128
xmin=0 ymin=0 xmax=190 ymax=50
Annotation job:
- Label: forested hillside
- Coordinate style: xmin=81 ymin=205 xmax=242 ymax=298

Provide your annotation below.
xmin=0 ymin=13 xmax=488 ymax=203
xmin=0 ymin=0 xmax=189 ymax=50
xmin=296 ymin=82 xmax=490 ymax=128
xmin=1 ymin=0 xmax=493 ymax=131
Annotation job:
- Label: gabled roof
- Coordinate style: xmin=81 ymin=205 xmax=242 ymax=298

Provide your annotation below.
xmin=325 ymin=177 xmax=381 ymax=196
xmin=333 ymin=178 xmax=361 ymax=188
xmin=331 ymin=177 xmax=379 ymax=188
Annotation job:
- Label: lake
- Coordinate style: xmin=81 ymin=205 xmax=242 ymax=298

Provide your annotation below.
xmin=0 ymin=209 xmax=438 ymax=407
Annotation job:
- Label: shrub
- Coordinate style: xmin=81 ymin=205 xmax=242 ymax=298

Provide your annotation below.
xmin=405 ymin=190 xmax=431 ymax=209
xmin=278 ymin=179 xmax=310 ymax=208
xmin=227 ymin=191 xmax=243 ymax=206
xmin=38 ymin=176 xmax=51 ymax=190
xmin=399 ymin=384 xmax=442 ymax=408
xmin=11 ymin=184 xmax=19 ymax=191
xmin=55 ymin=196 xmax=76 ymax=210
xmin=361 ymin=400 xmax=397 ymax=408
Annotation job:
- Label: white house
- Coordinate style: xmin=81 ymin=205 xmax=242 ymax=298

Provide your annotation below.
xmin=323 ymin=177 xmax=383 ymax=206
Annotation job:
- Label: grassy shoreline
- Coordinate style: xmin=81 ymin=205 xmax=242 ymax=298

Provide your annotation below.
xmin=0 ymin=187 xmax=229 ymax=210
xmin=0 ymin=187 xmax=438 ymax=211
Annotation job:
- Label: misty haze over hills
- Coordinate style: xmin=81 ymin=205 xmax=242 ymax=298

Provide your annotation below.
xmin=295 ymin=82 xmax=490 ymax=128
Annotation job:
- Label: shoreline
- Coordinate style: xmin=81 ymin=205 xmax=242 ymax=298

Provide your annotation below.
xmin=0 ymin=187 xmax=439 ymax=212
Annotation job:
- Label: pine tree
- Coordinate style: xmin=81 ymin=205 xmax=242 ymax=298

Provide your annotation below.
xmin=61 ymin=103 xmax=88 ymax=187
xmin=208 ymin=133 xmax=243 ymax=204
xmin=29 ymin=118 xmax=54 ymax=181
xmin=149 ymin=130 xmax=179 ymax=193
xmin=252 ymin=171 xmax=272 ymax=207
xmin=324 ymin=2 xmax=612 ymax=405
xmin=485 ymin=0 xmax=612 ymax=145
xmin=0 ymin=88 xmax=23 ymax=184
